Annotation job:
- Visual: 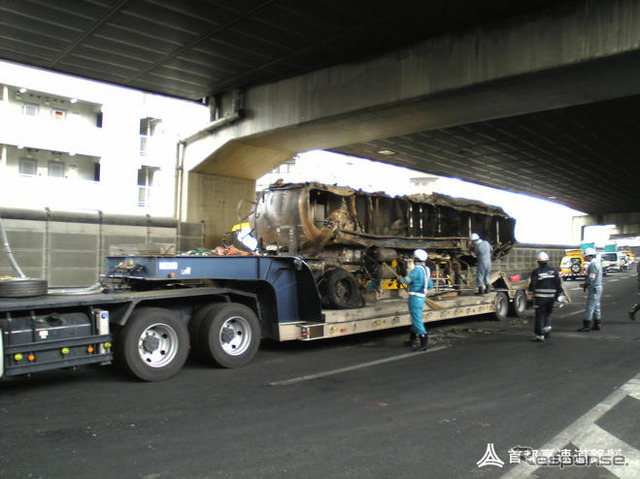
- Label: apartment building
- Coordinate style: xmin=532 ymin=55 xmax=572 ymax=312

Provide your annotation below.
xmin=0 ymin=61 xmax=209 ymax=216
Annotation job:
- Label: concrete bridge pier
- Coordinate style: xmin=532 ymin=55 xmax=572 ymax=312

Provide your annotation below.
xmin=573 ymin=213 xmax=640 ymax=244
xmin=177 ymin=125 xmax=295 ymax=248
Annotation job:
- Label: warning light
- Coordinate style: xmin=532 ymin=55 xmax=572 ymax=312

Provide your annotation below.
xmin=27 ymin=354 xmax=36 ymax=362
xmin=13 ymin=353 xmax=23 ymax=361
xmin=104 ymin=342 xmax=112 ymax=349
xmin=61 ymin=347 xmax=70 ymax=355
xmin=86 ymin=346 xmax=94 ymax=353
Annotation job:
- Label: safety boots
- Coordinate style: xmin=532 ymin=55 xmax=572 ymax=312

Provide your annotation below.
xmin=578 ymin=319 xmax=602 ymax=332
xmin=577 ymin=320 xmax=591 ymax=332
xmin=404 ymin=331 xmax=417 ymax=346
xmin=413 ymin=334 xmax=428 ymax=351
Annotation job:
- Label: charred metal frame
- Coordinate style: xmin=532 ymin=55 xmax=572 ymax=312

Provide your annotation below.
xmin=251 ymin=182 xmax=516 ymax=308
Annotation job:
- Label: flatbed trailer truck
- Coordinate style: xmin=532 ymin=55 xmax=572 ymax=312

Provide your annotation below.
xmin=0 ymin=255 xmax=526 ymax=382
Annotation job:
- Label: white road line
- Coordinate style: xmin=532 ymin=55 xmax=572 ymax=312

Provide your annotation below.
xmin=573 ymin=424 xmax=640 ymax=479
xmin=269 ymin=345 xmax=448 ymax=386
xmin=501 ymin=373 xmax=640 ymax=479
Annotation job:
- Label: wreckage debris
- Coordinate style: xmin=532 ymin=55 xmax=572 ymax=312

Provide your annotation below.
xmin=249 ymin=182 xmax=517 ymax=309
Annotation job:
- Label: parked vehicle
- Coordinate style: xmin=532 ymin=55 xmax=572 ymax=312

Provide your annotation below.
xmin=0 ymin=254 xmax=526 ymax=382
xmin=600 ymin=251 xmax=626 ymax=272
xmin=621 ymin=249 xmax=636 ymax=266
xmin=1 ymin=182 xmax=528 ymax=382
xmin=560 ymin=249 xmax=587 ymax=280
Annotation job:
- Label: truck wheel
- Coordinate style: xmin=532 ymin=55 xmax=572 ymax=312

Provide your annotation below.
xmin=321 ymin=268 xmax=360 ymax=309
xmin=116 ymin=307 xmax=190 ymax=381
xmin=0 ymin=278 xmax=48 ymax=298
xmin=199 ymin=303 xmax=261 ymax=368
xmin=189 ymin=302 xmax=223 ymax=352
xmin=493 ymin=292 xmax=508 ymax=321
xmin=508 ymin=290 xmax=527 ymax=317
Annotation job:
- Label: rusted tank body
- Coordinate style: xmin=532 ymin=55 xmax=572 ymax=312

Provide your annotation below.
xmin=250 ymin=182 xmax=516 ymax=308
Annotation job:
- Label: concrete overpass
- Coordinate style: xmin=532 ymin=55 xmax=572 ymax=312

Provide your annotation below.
xmin=2 ymin=0 xmax=640 ymax=245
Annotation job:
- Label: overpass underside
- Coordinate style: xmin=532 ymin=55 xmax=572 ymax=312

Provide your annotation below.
xmin=180 ymin=0 xmax=640 ymax=246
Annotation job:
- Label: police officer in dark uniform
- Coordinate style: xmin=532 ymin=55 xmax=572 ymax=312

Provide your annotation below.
xmin=528 ymin=251 xmax=563 ymax=342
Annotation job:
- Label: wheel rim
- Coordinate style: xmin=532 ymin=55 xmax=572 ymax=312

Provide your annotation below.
xmin=137 ymin=322 xmax=180 ymax=368
xmin=219 ymin=315 xmax=252 ymax=356
xmin=336 ymin=279 xmax=352 ymax=301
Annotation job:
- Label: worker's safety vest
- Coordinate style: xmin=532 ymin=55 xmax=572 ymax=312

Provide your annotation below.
xmin=408 ymin=264 xmax=431 ymax=297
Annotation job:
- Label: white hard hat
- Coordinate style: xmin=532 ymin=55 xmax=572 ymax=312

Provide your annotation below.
xmin=413 ymin=249 xmax=428 ymax=262
xmin=537 ymin=251 xmax=549 ymax=262
xmin=584 ymin=247 xmax=596 ymax=257
xmin=469 ymin=233 xmax=480 ymax=241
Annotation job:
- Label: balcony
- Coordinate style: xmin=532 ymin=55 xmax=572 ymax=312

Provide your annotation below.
xmin=0 ymin=110 xmax=104 ymax=157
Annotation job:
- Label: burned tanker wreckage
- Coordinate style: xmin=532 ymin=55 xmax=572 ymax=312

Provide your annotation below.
xmin=249 ymin=182 xmax=517 ymax=309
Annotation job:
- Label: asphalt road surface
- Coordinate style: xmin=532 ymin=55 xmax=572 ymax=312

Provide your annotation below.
xmin=2 ymin=267 xmax=639 ymax=479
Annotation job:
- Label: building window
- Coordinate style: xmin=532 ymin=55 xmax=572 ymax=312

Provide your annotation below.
xmin=48 ymin=161 xmax=65 ymax=178
xmin=22 ymin=102 xmax=39 ymax=117
xmin=137 ymin=165 xmax=159 ymax=207
xmin=19 ymin=158 xmax=37 ymax=176
xmin=139 ymin=117 xmax=161 ymax=155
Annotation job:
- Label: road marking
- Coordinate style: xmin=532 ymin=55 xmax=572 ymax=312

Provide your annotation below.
xmin=269 ymin=345 xmax=448 ymax=386
xmin=501 ymin=373 xmax=640 ymax=479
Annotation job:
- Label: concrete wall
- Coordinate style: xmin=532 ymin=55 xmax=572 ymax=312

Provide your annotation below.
xmin=494 ymin=244 xmax=570 ymax=281
xmin=184 ymin=172 xmax=256 ymax=248
xmin=0 ymin=211 xmax=203 ymax=287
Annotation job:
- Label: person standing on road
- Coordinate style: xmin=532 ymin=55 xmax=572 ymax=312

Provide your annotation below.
xmin=578 ymin=248 xmax=603 ymax=332
xmin=628 ymin=261 xmax=640 ymax=320
xmin=470 ymin=233 xmax=493 ymax=295
xmin=398 ymin=249 xmax=430 ymax=351
xmin=528 ymin=251 xmax=563 ymax=342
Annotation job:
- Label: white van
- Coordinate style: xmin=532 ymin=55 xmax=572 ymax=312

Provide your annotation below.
xmin=600 ymin=252 xmax=626 ymax=272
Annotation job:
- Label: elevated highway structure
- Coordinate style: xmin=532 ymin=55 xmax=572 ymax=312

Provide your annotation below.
xmin=2 ymin=1 xmax=640 ymax=244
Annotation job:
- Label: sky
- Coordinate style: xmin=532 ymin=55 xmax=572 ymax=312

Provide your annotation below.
xmin=287 ymin=150 xmax=586 ymax=246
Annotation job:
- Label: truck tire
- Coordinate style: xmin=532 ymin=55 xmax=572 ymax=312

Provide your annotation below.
xmin=116 ymin=307 xmax=190 ymax=381
xmin=570 ymin=263 xmax=581 ymax=274
xmin=508 ymin=290 xmax=527 ymax=317
xmin=198 ymin=303 xmax=260 ymax=368
xmin=320 ymin=268 xmax=360 ymax=309
xmin=0 ymin=278 xmax=48 ymax=298
xmin=189 ymin=302 xmax=223 ymax=350
xmin=493 ymin=292 xmax=508 ymax=321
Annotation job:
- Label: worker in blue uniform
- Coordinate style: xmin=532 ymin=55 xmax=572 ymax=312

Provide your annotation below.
xmin=470 ymin=233 xmax=493 ymax=294
xmin=578 ymin=247 xmax=603 ymax=331
xmin=399 ymin=249 xmax=430 ymax=351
